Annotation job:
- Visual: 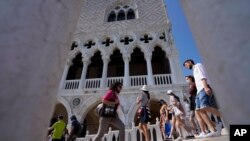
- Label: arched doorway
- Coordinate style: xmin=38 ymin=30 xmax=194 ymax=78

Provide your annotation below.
xmin=50 ymin=103 xmax=68 ymax=126
xmin=130 ymin=47 xmax=147 ymax=76
xmin=86 ymin=51 xmax=103 ymax=79
xmin=66 ymin=53 xmax=83 ymax=80
xmin=108 ymin=49 xmax=124 ymax=77
xmin=83 ymin=103 xmax=119 ymax=134
xmin=152 ymin=46 xmax=171 ymax=74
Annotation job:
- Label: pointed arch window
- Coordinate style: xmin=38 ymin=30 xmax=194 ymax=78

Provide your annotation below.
xmin=108 ymin=11 xmax=116 ymax=22
xmin=127 ymin=9 xmax=135 ymax=20
xmin=117 ymin=10 xmax=126 ymax=21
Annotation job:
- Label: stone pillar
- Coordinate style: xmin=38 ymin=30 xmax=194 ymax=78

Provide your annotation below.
xmin=123 ymin=55 xmax=131 ymax=87
xmin=78 ymin=59 xmax=90 ymax=89
xmin=180 ymin=0 xmax=250 ymax=128
xmin=59 ymin=60 xmax=73 ymax=89
xmin=145 ymin=53 xmax=155 ymax=85
xmin=100 ymin=57 xmax=110 ymax=88
xmin=0 ymin=0 xmax=82 ymax=141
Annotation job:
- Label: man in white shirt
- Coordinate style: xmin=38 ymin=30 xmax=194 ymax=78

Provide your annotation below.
xmin=183 ymin=59 xmax=222 ymax=138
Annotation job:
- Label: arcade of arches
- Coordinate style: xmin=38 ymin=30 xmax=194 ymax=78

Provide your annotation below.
xmin=51 ymin=99 xmax=162 ymax=135
xmin=66 ymin=46 xmax=171 ymax=80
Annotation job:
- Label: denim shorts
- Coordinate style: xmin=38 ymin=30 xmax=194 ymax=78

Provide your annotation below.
xmin=195 ymin=89 xmax=216 ymax=110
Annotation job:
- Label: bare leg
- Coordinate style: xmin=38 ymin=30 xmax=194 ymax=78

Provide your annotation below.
xmin=199 ymin=110 xmax=216 ymax=132
xmin=141 ymin=123 xmax=151 ymax=141
xmin=160 ymin=122 xmax=166 ymax=139
xmin=169 ymin=116 xmax=176 ymax=138
xmin=195 ymin=111 xmax=206 ymax=133
xmin=203 ymin=107 xmax=221 ymax=117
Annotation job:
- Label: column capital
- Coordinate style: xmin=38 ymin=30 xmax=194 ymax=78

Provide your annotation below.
xmin=122 ymin=54 xmax=131 ymax=61
xmin=82 ymin=58 xmax=91 ymax=65
xmin=66 ymin=59 xmax=73 ymax=66
xmin=102 ymin=56 xmax=110 ymax=63
xmin=144 ymin=53 xmax=152 ymax=60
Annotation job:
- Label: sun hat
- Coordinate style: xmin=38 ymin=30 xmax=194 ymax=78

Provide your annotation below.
xmin=167 ymin=90 xmax=173 ymax=95
xmin=140 ymin=85 xmax=148 ymax=91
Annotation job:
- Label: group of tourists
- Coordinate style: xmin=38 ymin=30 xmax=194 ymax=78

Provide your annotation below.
xmin=158 ymin=59 xmax=224 ymax=141
xmin=48 ymin=59 xmax=223 ymax=141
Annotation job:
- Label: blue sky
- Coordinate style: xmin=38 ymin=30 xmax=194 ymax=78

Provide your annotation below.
xmin=164 ymin=0 xmax=202 ymax=76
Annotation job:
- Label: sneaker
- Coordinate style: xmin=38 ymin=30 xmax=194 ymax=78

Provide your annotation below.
xmin=204 ymin=131 xmax=221 ymax=138
xmin=184 ymin=135 xmax=195 ymax=139
xmin=195 ymin=132 xmax=206 ymax=138
xmin=216 ymin=122 xmax=223 ymax=133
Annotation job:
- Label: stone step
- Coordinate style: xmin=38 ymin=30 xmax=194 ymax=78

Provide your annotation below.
xmin=183 ymin=128 xmax=229 ymax=141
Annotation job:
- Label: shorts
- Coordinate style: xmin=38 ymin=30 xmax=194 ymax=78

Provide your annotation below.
xmin=195 ymin=89 xmax=217 ymax=110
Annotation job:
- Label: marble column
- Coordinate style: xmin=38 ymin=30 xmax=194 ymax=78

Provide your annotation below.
xmin=180 ymin=0 xmax=250 ymax=128
xmin=0 ymin=0 xmax=82 ymax=140
xmin=78 ymin=59 xmax=90 ymax=89
xmin=123 ymin=55 xmax=131 ymax=87
xmin=59 ymin=60 xmax=73 ymax=89
xmin=145 ymin=53 xmax=155 ymax=85
xmin=100 ymin=58 xmax=110 ymax=88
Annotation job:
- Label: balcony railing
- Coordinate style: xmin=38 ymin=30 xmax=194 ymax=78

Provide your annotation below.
xmin=154 ymin=74 xmax=172 ymax=85
xmin=63 ymin=74 xmax=172 ymax=90
xmin=131 ymin=75 xmax=147 ymax=86
xmin=85 ymin=78 xmax=101 ymax=89
xmin=64 ymin=80 xmax=80 ymax=89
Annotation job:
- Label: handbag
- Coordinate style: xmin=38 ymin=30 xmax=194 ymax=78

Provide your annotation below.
xmin=100 ymin=104 xmax=116 ymax=117
xmin=95 ymin=103 xmax=116 ymax=117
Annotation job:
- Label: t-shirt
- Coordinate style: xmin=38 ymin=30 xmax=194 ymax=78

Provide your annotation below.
xmin=52 ymin=120 xmax=66 ymax=139
xmin=138 ymin=92 xmax=149 ymax=107
xmin=193 ymin=63 xmax=211 ymax=93
xmin=102 ymin=90 xmax=118 ymax=102
xmin=102 ymin=90 xmax=119 ymax=108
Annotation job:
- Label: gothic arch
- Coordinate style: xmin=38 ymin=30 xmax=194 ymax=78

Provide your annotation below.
xmin=54 ymin=97 xmax=72 ymax=123
xmin=129 ymin=45 xmax=148 ymax=56
xmin=129 ymin=47 xmax=147 ymax=76
xmin=108 ymin=49 xmax=124 ymax=77
xmin=68 ymin=48 xmax=82 ymax=63
xmin=152 ymin=46 xmax=171 ymax=74
xmin=78 ymin=96 xmax=126 ymax=121
xmin=86 ymin=50 xmax=103 ymax=79
xmin=107 ymin=11 xmax=116 ymax=22
xmin=117 ymin=10 xmax=126 ymax=21
xmin=66 ymin=52 xmax=83 ymax=80
xmin=127 ymin=9 xmax=135 ymax=20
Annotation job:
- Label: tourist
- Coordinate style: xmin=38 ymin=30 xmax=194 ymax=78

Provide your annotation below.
xmin=158 ymin=99 xmax=172 ymax=140
xmin=185 ymin=75 xmax=199 ymax=134
xmin=93 ymin=82 xmax=125 ymax=141
xmin=137 ymin=85 xmax=151 ymax=141
xmin=167 ymin=90 xmax=194 ymax=141
xmin=67 ymin=115 xmax=81 ymax=141
xmin=48 ymin=115 xmax=66 ymax=141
